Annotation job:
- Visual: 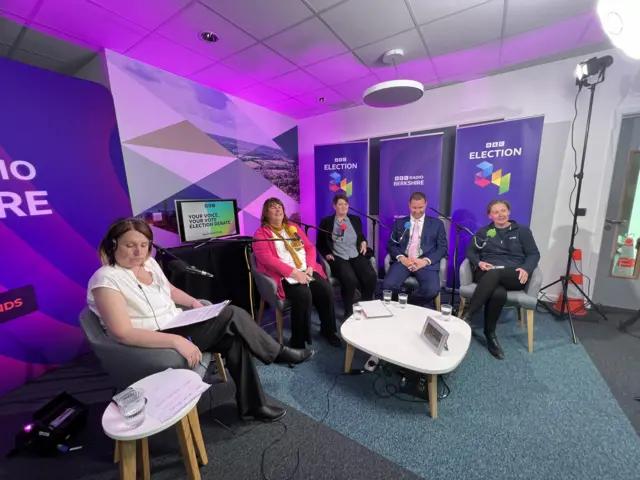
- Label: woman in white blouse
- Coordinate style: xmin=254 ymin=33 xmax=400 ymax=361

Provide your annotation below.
xmin=87 ymin=218 xmax=312 ymax=422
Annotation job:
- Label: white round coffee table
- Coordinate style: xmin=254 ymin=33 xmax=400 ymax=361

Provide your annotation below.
xmin=102 ymin=369 xmax=208 ymax=480
xmin=341 ymin=303 xmax=472 ymax=419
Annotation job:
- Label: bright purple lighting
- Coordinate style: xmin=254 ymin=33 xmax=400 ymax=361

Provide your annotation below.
xmin=23 ymin=423 xmax=34 ymax=433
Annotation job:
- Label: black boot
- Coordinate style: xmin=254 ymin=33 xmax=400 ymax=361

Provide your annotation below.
xmin=242 ymin=405 xmax=286 ymax=422
xmin=484 ymin=332 xmax=504 ymax=360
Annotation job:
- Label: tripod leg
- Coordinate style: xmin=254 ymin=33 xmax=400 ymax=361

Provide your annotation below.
xmin=568 ymin=279 xmax=608 ymax=322
xmin=566 ymin=299 xmax=578 ymax=344
xmin=539 ymin=277 xmax=564 ymax=292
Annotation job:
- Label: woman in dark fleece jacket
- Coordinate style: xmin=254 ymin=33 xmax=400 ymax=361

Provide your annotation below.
xmin=461 ymin=199 xmax=540 ymax=360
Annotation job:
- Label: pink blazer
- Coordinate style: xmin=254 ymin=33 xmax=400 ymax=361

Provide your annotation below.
xmin=253 ymin=222 xmax=326 ymax=300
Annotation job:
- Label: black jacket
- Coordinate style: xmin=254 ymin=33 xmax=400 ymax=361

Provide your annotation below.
xmin=466 ymin=221 xmax=540 ymax=274
xmin=317 ymin=214 xmax=367 ymax=258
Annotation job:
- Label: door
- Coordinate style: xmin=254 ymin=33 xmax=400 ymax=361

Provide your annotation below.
xmin=594 ymin=115 xmax=640 ymax=310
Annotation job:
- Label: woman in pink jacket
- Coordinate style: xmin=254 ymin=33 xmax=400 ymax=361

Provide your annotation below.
xmin=253 ymin=198 xmax=339 ymax=349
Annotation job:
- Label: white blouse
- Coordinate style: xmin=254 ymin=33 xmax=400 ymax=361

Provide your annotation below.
xmin=87 ymin=257 xmax=180 ymax=331
xmin=273 ymin=229 xmax=308 ymax=284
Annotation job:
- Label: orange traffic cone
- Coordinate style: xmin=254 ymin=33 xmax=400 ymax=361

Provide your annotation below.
xmin=613 ymin=236 xmax=636 ymax=277
xmin=554 ymin=249 xmax=586 ymax=316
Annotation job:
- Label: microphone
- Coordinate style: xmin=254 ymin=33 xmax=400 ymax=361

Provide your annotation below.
xmin=169 ymin=260 xmax=214 ymax=278
xmin=389 ymin=221 xmax=411 ymax=244
xmin=339 ymin=223 xmax=347 ymax=237
xmin=288 ymin=225 xmax=303 ymax=244
xmin=404 ymin=221 xmax=411 ymax=230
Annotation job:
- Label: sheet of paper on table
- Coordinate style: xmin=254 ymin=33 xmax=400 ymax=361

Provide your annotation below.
xmin=146 ymin=370 xmax=211 ymax=423
xmin=358 ymin=300 xmax=394 ymax=318
xmin=160 ymin=300 xmax=230 ymax=330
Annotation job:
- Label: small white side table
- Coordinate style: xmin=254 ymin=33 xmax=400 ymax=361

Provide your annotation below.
xmin=102 ymin=369 xmax=208 ymax=480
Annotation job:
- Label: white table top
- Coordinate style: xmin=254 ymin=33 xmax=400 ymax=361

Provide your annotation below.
xmin=340 ymin=303 xmax=471 ymax=375
xmin=102 ymin=369 xmax=203 ymax=441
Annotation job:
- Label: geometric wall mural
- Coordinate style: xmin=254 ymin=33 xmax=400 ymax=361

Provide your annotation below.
xmin=105 ymin=50 xmax=300 ymax=246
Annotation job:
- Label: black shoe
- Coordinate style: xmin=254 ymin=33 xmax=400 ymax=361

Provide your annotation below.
xmin=275 ymin=346 xmax=314 ymax=364
xmin=484 ymin=332 xmax=504 ymax=360
xmin=242 ymin=405 xmax=286 ymax=422
xmin=323 ymin=332 xmax=341 ymax=347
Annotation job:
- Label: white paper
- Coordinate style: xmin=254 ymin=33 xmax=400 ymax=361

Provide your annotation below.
xmin=146 ymin=371 xmax=211 ymax=423
xmin=161 ymin=300 xmax=230 ymax=330
xmin=358 ymin=300 xmax=394 ymax=318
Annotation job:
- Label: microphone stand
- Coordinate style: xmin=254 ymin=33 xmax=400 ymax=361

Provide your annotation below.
xmin=346 ymin=206 xmax=392 ymax=256
xmin=153 ymin=242 xmax=205 ymax=273
xmin=428 ymin=207 xmax=485 ymax=311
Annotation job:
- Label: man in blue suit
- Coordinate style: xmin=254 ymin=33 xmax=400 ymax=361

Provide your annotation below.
xmin=383 ymin=192 xmax=448 ymax=306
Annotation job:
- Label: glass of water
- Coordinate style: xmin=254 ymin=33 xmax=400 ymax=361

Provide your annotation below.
xmin=115 ymin=388 xmax=146 ymax=428
xmin=397 ymin=293 xmax=408 ymax=308
xmin=440 ymin=304 xmax=452 ymax=321
xmin=383 ymin=290 xmax=392 ymax=304
xmin=353 ymin=304 xmax=364 ymax=320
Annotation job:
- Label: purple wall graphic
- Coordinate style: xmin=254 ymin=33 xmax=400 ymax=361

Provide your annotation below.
xmin=378 ymin=134 xmax=443 ymax=266
xmin=105 ymin=50 xmax=300 ymax=246
xmin=314 ymin=142 xmax=369 ymax=239
xmin=449 ymin=116 xmax=544 ymax=286
xmin=0 ymin=57 xmax=131 ymax=395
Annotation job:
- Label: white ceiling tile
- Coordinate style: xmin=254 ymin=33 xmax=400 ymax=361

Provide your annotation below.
xmin=0 ymin=0 xmax=40 ymax=19
xmin=264 ymin=17 xmax=348 ymax=67
xmin=421 ymin=0 xmax=504 ymax=56
xmin=125 ymin=34 xmax=214 ymax=77
xmin=264 ymin=69 xmax=326 ymax=97
xmin=409 ymin=0 xmax=491 ymax=25
xmin=0 ymin=15 xmax=22 ymax=45
xmin=88 ymin=0 xmax=192 ymax=30
xmin=156 ymin=2 xmax=257 ymax=61
xmin=222 ymin=43 xmax=297 ymax=81
xmin=202 ymin=0 xmax=313 ymax=40
xmin=189 ymin=62 xmax=257 ymax=94
xmin=373 ymin=56 xmax=438 ymax=83
xmin=295 ymin=86 xmax=346 ymax=107
xmin=11 ymin=49 xmax=68 ymax=72
xmin=304 ymin=52 xmax=371 ymax=85
xmin=321 ymin=0 xmax=415 ymax=49
xmin=505 ymin=0 xmax=597 ymax=37
xmin=431 ymin=40 xmax=500 ymax=80
xmin=305 ymin=0 xmax=345 ymax=13
xmin=355 ymin=29 xmax=426 ymax=68
xmin=331 ymin=74 xmax=380 ymax=102
xmin=20 ymin=27 xmax=95 ymax=63
xmin=234 ymin=83 xmax=291 ymax=107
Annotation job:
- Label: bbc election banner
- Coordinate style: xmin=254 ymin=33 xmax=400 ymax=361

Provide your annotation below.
xmin=314 ymin=141 xmax=369 ymax=238
xmin=378 ymin=134 xmax=443 ymax=266
xmin=0 ymin=57 xmax=131 ymax=395
xmin=449 ymin=116 xmax=544 ymax=286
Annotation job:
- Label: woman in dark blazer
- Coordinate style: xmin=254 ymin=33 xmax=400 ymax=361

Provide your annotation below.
xmin=317 ymin=194 xmax=377 ymax=320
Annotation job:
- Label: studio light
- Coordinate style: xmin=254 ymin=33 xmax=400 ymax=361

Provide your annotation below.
xmin=575 ymin=55 xmax=613 ymax=84
xmin=598 ymin=0 xmax=640 ymax=59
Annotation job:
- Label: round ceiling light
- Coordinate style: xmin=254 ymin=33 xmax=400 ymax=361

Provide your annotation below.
xmin=363 ymin=79 xmax=424 ymax=108
xmin=362 ymin=48 xmax=424 ymax=108
xmin=200 ymin=31 xmax=219 ymax=43
xmin=597 ymin=0 xmax=640 ymax=59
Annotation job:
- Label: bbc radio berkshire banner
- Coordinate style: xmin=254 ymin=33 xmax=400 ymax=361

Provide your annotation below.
xmin=378 ymin=134 xmax=443 ymax=266
xmin=449 ymin=116 xmax=544 ymax=286
xmin=314 ymin=141 xmax=369 ymax=238
xmin=0 ymin=57 xmax=131 ymax=395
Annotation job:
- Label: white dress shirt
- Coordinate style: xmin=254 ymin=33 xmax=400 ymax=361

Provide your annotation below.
xmin=273 ymin=229 xmax=308 ymax=284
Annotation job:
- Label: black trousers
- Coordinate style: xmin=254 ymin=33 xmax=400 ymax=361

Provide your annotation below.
xmin=165 ymin=305 xmax=281 ymax=416
xmin=467 ymin=268 xmax=525 ymax=334
xmin=282 ymin=271 xmax=336 ymax=348
xmin=328 ymin=255 xmax=377 ymax=317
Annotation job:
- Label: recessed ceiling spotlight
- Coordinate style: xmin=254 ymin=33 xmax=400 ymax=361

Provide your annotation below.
xmin=200 ymin=31 xmax=219 ymax=43
xmin=318 ymin=97 xmax=325 ymax=102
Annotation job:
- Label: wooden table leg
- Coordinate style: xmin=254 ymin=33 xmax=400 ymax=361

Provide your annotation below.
xmin=114 ymin=440 xmax=120 ymax=463
xmin=137 ymin=437 xmax=150 ymax=480
xmin=176 ymin=415 xmax=201 ymax=480
xmin=118 ymin=440 xmax=137 ymax=480
xmin=187 ymin=408 xmax=208 ymax=466
xmin=428 ymin=374 xmax=438 ymax=419
xmin=344 ymin=343 xmax=355 ymax=373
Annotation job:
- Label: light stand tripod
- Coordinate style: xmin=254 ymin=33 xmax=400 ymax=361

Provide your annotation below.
xmin=539 ymin=56 xmax=613 ymax=344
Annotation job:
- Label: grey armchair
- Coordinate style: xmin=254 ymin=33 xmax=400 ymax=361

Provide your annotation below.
xmin=383 ymin=254 xmax=447 ymax=310
xmin=79 ymin=299 xmax=227 ymax=390
xmin=248 ymin=251 xmax=288 ymax=345
xmin=319 ymin=255 xmax=378 ymax=290
xmin=457 ymin=258 xmax=543 ymax=353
